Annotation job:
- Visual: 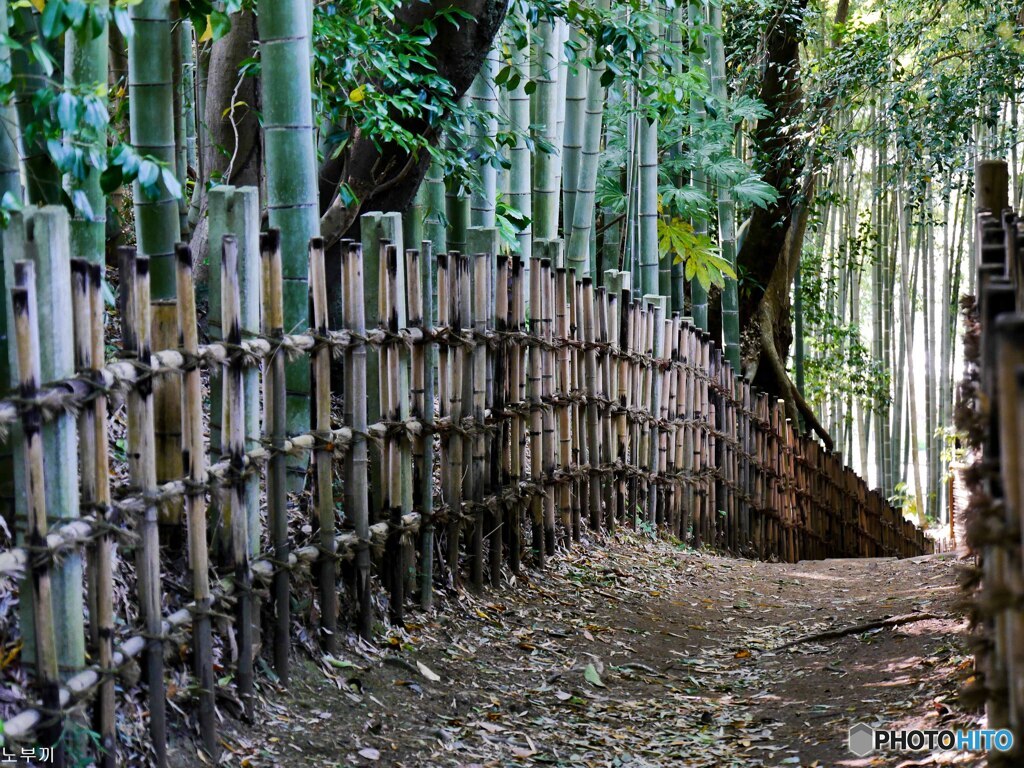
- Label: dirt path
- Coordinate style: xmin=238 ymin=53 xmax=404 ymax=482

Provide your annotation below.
xmin=194 ymin=534 xmax=980 ymax=768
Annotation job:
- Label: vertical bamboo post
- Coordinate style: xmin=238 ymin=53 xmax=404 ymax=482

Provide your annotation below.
xmin=457 ymin=253 xmax=475 ymax=573
xmin=3 ymin=208 xmax=85 ymax=680
xmin=509 ymin=257 xmax=526 ymax=572
xmin=380 ymin=243 xmax=405 ymax=620
xmin=12 ymin=263 xmax=64 ymax=767
xmin=342 ymin=242 xmax=373 ymax=638
xmin=261 ymin=230 xmax=290 ymax=679
xmin=470 ymin=253 xmax=489 ymax=588
xmin=615 ymin=279 xmax=632 ymax=529
xmin=492 ymin=255 xmax=509 ymax=583
xmin=208 ymin=187 xmax=262 ymax=554
xmin=73 ymin=261 xmax=117 ymax=766
xmin=174 ymin=245 xmax=217 ymax=756
xmin=410 ymin=243 xmax=437 ymax=608
xmin=308 ymin=237 xmax=339 ymax=648
xmin=582 ymin=278 xmax=602 ymax=530
xmin=221 ymin=235 xmax=254 ymax=717
xmin=554 ymin=268 xmax=572 ymax=543
xmin=541 ymin=260 xmax=558 ymax=554
xmin=528 ymin=258 xmax=545 ymax=565
xmin=599 ymin=286 xmax=617 ymax=531
xmin=571 ymin=279 xmax=585 ymax=541
xmin=118 ymin=246 xmax=167 ymax=766
xmin=436 ymin=254 xmax=456 ymax=584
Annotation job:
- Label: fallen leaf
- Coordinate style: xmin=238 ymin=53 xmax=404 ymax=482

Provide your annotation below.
xmin=584 ymin=663 xmax=605 ymax=688
xmin=358 ymin=747 xmax=380 ymax=761
xmin=417 ymin=661 xmax=441 ymax=682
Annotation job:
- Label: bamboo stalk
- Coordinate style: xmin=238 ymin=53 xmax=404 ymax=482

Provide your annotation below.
xmin=540 ymin=260 xmax=557 ymax=554
xmin=410 ymin=244 xmax=437 ymax=608
xmin=528 ymin=257 xmax=545 ymax=565
xmin=509 ymin=257 xmax=526 ymax=571
xmin=308 ymin=236 xmax=339 ymax=648
xmin=555 ymin=268 xmax=572 ymax=544
xmin=471 ymin=253 xmax=489 ymax=588
xmin=174 ymin=244 xmax=217 ymax=756
xmin=118 ymin=246 xmax=167 ymax=766
xmin=261 ymin=230 xmax=290 ymax=678
xmin=72 ymin=260 xmax=116 ymax=767
xmin=342 ymin=241 xmax=373 ymax=639
xmin=493 ymin=255 xmax=510 ymax=583
xmin=12 ymin=262 xmax=65 ymax=767
xmin=381 ymin=243 xmax=405 ymax=621
xmin=220 ymin=235 xmax=254 ymax=717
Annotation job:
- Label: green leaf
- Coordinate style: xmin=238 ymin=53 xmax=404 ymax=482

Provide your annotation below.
xmin=209 ymin=9 xmax=231 ymax=41
xmin=731 ymin=177 xmax=779 ymax=209
xmin=584 ymin=663 xmax=605 ymax=688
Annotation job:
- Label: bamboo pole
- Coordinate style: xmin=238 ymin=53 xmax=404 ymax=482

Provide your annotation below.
xmin=555 ymin=268 xmax=573 ymax=544
xmin=471 ymin=253 xmax=489 ymax=588
xmin=174 ymin=244 xmax=217 ymax=756
xmin=221 ymin=235 xmax=254 ymax=717
xmin=410 ymin=244 xmax=437 ymax=608
xmin=528 ymin=257 xmax=546 ymax=565
xmin=309 ymin=237 xmax=339 ymax=648
xmin=342 ymin=241 xmax=373 ymax=638
xmin=118 ymin=246 xmax=168 ymax=766
xmin=12 ymin=262 xmax=65 ymax=767
xmin=540 ymin=260 xmax=557 ymax=553
xmin=582 ymin=279 xmax=603 ymax=530
xmin=259 ymin=0 xmax=320 ymax=486
xmin=72 ymin=260 xmax=116 ymax=767
xmin=493 ymin=255 xmax=510 ymax=582
xmin=261 ymin=230 xmax=290 ymax=678
xmin=509 ymin=257 xmax=526 ymax=571
xmin=380 ymin=243 xmax=405 ymax=620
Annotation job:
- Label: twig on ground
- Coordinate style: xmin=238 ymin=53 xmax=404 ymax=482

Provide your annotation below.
xmin=772 ymin=613 xmax=944 ymax=651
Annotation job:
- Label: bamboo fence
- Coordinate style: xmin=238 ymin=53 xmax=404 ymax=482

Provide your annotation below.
xmin=0 ymin=205 xmax=930 ymax=766
xmin=962 ymin=160 xmax=1024 ymax=761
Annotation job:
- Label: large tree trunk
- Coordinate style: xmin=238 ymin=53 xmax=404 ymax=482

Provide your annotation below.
xmin=735 ymin=0 xmax=850 ymax=448
xmin=318 ymin=0 xmax=510 ymax=243
xmin=189 ymin=10 xmax=262 ymax=268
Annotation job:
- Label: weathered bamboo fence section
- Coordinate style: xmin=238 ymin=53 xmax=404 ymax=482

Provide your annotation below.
xmin=0 ymin=204 xmax=930 ymax=766
xmin=960 ymin=159 xmax=1024 ymax=763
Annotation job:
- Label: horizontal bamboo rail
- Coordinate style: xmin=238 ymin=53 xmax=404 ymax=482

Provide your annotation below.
xmin=0 ymin=211 xmax=930 ymax=765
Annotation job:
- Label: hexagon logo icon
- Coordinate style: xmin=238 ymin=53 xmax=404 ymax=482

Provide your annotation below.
xmin=848 ymin=723 xmax=875 ymax=757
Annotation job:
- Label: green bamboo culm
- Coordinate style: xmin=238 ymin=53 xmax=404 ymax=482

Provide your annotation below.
xmin=258 ymin=0 xmax=320 ymax=485
xmin=532 ymin=18 xmax=560 ymax=242
xmin=707 ymin=0 xmax=739 ymax=367
xmin=65 ymin=0 xmax=109 ymax=267
xmin=508 ymin=13 xmax=532 ymax=271
xmin=470 ymin=48 xmax=498 ymax=228
xmin=11 ymin=5 xmax=60 ymax=205
xmin=688 ymin=0 xmax=708 ymax=330
xmin=637 ymin=5 xmax=659 ymax=296
xmin=129 ymin=0 xmax=180 ymax=299
xmin=561 ymin=25 xmax=586 ymax=242
xmin=566 ymin=0 xmax=610 ymax=279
